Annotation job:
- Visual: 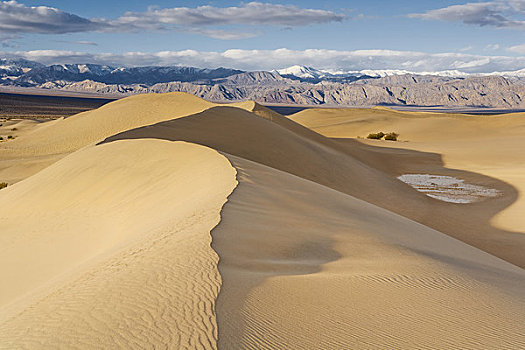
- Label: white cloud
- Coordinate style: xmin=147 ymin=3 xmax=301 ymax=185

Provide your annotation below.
xmin=0 ymin=0 xmax=101 ymax=34
xmin=0 ymin=33 xmax=18 ymax=47
xmin=4 ymin=48 xmax=525 ymax=73
xmin=183 ymin=28 xmax=259 ymax=40
xmin=113 ymin=2 xmax=346 ymax=28
xmin=0 ymin=1 xmax=346 ymax=39
xmin=55 ymin=40 xmax=98 ymax=46
xmin=507 ymin=43 xmax=525 ymax=53
xmin=485 ymin=43 xmax=500 ymax=50
xmin=408 ymin=1 xmax=525 ymax=29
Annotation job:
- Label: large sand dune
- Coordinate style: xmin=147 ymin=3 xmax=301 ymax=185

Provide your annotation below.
xmin=0 ymin=139 xmax=237 ymax=349
xmin=1 ymin=93 xmax=524 ymax=349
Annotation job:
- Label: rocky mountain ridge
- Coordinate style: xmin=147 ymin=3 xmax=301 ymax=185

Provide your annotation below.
xmin=2 ymin=59 xmax=525 ymax=108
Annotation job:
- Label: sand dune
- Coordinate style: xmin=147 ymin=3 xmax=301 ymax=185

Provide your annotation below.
xmin=0 ymin=139 xmax=236 ymax=349
xmin=0 ymin=93 xmax=263 ymax=185
xmin=1 ymin=93 xmax=524 ymax=349
xmin=216 ymin=155 xmax=525 ymax=349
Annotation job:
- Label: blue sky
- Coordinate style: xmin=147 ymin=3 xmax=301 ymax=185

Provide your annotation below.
xmin=1 ymin=0 xmax=525 ymax=72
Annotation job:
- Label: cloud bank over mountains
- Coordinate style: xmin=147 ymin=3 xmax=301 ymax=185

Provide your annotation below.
xmin=0 ymin=1 xmax=346 ymax=39
xmin=3 ymin=48 xmax=525 ymax=74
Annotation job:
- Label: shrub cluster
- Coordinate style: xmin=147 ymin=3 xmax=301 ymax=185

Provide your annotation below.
xmin=366 ymin=132 xmax=385 ymax=140
xmin=384 ymin=132 xmax=399 ymax=141
xmin=0 ymin=182 xmax=7 ymax=190
xmin=367 ymin=131 xmax=399 ymax=141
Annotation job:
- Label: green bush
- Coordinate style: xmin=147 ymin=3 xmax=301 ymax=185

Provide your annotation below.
xmin=384 ymin=132 xmax=399 ymax=141
xmin=367 ymin=132 xmax=385 ymax=140
xmin=0 ymin=182 xmax=7 ymax=190
xmin=7 ymin=135 xmax=13 ymax=139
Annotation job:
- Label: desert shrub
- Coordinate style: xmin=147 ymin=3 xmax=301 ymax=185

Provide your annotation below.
xmin=367 ymin=132 xmax=385 ymax=140
xmin=11 ymin=127 xmax=17 ymax=131
xmin=384 ymin=132 xmax=399 ymax=141
xmin=0 ymin=136 xmax=3 ymax=140
xmin=0 ymin=182 xmax=7 ymax=190
xmin=7 ymin=135 xmax=13 ymax=139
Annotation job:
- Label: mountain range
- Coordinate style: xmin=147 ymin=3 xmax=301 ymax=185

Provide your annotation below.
xmin=2 ymin=58 xmax=525 ymax=108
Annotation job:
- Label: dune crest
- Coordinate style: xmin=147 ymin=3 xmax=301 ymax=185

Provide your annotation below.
xmin=0 ymin=139 xmax=237 ymax=349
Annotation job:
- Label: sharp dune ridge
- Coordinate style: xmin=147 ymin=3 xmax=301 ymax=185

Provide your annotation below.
xmin=0 ymin=92 xmax=524 ymax=349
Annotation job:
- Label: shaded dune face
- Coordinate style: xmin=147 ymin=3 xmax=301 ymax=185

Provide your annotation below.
xmin=214 ymin=155 xmax=525 ymax=349
xmin=101 ymin=105 xmax=524 ymax=268
xmin=1 ymin=93 xmax=525 ymax=349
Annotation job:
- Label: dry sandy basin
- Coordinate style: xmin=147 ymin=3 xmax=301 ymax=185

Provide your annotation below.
xmin=0 ymin=93 xmax=524 ymax=349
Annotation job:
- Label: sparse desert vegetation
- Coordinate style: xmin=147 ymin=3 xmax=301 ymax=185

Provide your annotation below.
xmin=367 ymin=131 xmax=399 ymax=141
xmin=0 ymin=182 xmax=7 ymax=190
xmin=384 ymin=132 xmax=399 ymax=141
xmin=366 ymin=131 xmax=385 ymax=139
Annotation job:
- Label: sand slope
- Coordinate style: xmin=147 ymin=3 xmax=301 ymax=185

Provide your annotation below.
xmin=215 ymin=155 xmax=525 ymax=349
xmin=294 ymin=107 xmax=525 ymax=230
xmin=0 ymin=139 xmax=237 ymax=349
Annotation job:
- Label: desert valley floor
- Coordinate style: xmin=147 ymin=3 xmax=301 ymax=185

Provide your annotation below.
xmin=0 ymin=92 xmax=524 ymax=349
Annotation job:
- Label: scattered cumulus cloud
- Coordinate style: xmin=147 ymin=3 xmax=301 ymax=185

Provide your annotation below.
xmin=55 ymin=40 xmax=98 ymax=46
xmin=0 ymin=0 xmax=101 ymax=34
xmin=0 ymin=33 xmax=18 ymax=47
xmin=408 ymin=1 xmax=525 ymax=29
xmin=485 ymin=43 xmax=500 ymax=50
xmin=507 ymin=43 xmax=525 ymax=53
xmin=183 ymin=28 xmax=259 ymax=40
xmin=0 ymin=1 xmax=346 ymax=39
xmin=3 ymin=48 xmax=525 ymax=73
xmin=459 ymin=45 xmax=474 ymax=51
xmin=114 ymin=2 xmax=346 ymax=28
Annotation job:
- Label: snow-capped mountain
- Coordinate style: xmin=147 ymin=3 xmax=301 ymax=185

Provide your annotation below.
xmin=2 ymin=59 xmax=525 ymax=108
xmin=0 ymin=58 xmax=45 ymax=80
xmin=13 ymin=63 xmax=244 ymax=86
xmin=486 ymin=68 xmax=525 ymax=78
xmin=275 ymin=65 xmax=525 ymax=81
xmin=274 ymin=65 xmax=367 ymax=82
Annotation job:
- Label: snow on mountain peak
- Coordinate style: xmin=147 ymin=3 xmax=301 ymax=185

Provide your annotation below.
xmin=273 ymin=65 xmax=525 ymax=79
xmin=275 ymin=65 xmax=324 ymax=79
